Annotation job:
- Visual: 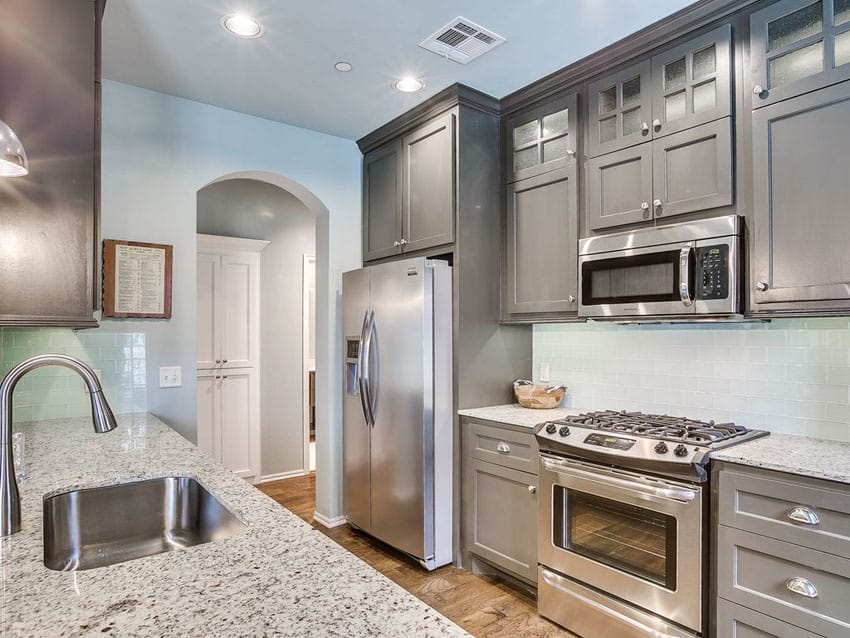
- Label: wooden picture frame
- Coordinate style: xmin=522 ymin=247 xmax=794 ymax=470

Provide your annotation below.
xmin=102 ymin=240 xmax=173 ymax=318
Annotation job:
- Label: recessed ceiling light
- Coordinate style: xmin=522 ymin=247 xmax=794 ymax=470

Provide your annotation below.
xmin=394 ymin=77 xmax=424 ymax=93
xmin=220 ymin=14 xmax=264 ymax=38
xmin=334 ymin=61 xmax=353 ymax=72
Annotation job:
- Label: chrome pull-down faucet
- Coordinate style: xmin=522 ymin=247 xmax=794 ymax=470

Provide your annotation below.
xmin=0 ymin=354 xmax=118 ymax=536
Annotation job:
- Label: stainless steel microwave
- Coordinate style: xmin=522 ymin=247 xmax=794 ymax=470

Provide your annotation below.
xmin=578 ymin=215 xmax=742 ymax=319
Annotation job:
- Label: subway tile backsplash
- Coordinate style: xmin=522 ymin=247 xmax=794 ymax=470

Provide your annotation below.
xmin=533 ymin=318 xmax=850 ymax=442
xmin=0 ymin=328 xmax=146 ymax=423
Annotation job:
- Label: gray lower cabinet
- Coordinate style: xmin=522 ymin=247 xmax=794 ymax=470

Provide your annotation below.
xmin=503 ymin=166 xmax=578 ymax=318
xmin=362 ymin=141 xmax=403 ymax=262
xmin=714 ymin=462 xmax=850 ymax=638
xmin=463 ymin=418 xmax=539 ymax=584
xmin=0 ymin=0 xmax=101 ymax=327
xmin=751 ymin=80 xmax=850 ymax=312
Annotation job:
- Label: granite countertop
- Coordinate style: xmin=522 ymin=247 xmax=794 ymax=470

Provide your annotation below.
xmin=2 ymin=413 xmax=468 ymax=638
xmin=458 ymin=403 xmax=582 ymax=429
xmin=712 ymin=431 xmax=850 ymax=485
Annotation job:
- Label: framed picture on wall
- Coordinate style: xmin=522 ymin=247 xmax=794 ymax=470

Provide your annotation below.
xmin=102 ymin=239 xmax=173 ymax=318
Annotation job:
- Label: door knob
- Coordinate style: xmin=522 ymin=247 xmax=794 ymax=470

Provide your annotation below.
xmin=755 ymin=281 xmax=769 ymax=292
xmin=528 ymin=485 xmax=537 ymax=494
xmin=568 ymin=295 xmax=576 ymax=303
xmin=753 ymin=85 xmax=765 ymax=96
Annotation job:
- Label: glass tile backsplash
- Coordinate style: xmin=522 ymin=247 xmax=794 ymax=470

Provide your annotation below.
xmin=533 ymin=318 xmax=850 ymax=442
xmin=0 ymin=328 xmax=146 ymax=423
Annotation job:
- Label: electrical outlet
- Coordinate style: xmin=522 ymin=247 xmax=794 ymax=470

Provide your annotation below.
xmin=539 ymin=362 xmax=550 ymax=383
xmin=159 ymin=366 xmax=182 ymax=388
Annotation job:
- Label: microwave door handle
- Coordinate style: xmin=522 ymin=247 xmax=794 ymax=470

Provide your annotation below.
xmin=679 ymin=246 xmax=694 ymax=307
xmin=357 ymin=310 xmax=373 ymax=426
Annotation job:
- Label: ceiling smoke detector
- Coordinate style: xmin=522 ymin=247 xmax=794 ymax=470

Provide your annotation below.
xmin=419 ymin=17 xmax=505 ymax=64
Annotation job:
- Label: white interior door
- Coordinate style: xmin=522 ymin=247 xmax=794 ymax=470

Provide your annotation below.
xmin=221 ymin=253 xmax=260 ymax=369
xmin=196 ymin=253 xmax=220 ymax=369
xmin=219 ymin=369 xmax=260 ymax=482
xmin=196 ymin=370 xmax=220 ymax=460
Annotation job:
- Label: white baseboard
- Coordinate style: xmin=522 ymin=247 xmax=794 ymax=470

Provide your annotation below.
xmin=258 ymin=469 xmax=306 ymax=484
xmin=313 ymin=511 xmax=347 ymax=528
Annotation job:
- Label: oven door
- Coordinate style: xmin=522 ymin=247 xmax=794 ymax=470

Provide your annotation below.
xmin=579 ymin=243 xmax=696 ymax=317
xmin=538 ymin=454 xmax=704 ymax=632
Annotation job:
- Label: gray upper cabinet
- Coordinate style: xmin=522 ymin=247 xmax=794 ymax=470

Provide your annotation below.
xmin=401 ymin=111 xmax=455 ymax=254
xmin=586 ymin=143 xmax=653 ymax=231
xmin=651 ymin=24 xmax=732 ymax=137
xmin=751 ymin=80 xmax=850 ymax=312
xmin=0 ymin=0 xmax=101 ymax=327
xmin=504 ymin=166 xmax=578 ymax=316
xmin=506 ymin=94 xmax=578 ymax=182
xmin=587 ymin=60 xmax=653 ymax=158
xmin=750 ymin=0 xmax=850 ymax=109
xmin=362 ymin=141 xmax=402 ymax=262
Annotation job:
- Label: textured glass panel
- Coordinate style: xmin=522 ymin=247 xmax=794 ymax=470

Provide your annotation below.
xmin=768 ymin=40 xmax=824 ymax=87
xmin=543 ymin=135 xmax=570 ymax=163
xmin=622 ymin=76 xmax=641 ymax=108
xmin=664 ymin=57 xmax=687 ymax=90
xmin=693 ymin=45 xmax=717 ymax=80
xmin=837 ymin=29 xmax=850 ymax=66
xmin=513 ymin=146 xmax=539 ymax=172
xmin=513 ymin=120 xmax=539 ymax=147
xmin=622 ymin=108 xmax=642 ymax=136
xmin=837 ymin=0 xmax=850 ymax=25
xmin=599 ymin=117 xmax=617 ymax=144
xmin=542 ymin=109 xmax=569 ymax=137
xmin=665 ymin=91 xmax=687 ymax=122
xmin=767 ymin=1 xmax=822 ymax=51
xmin=693 ymin=80 xmax=717 ymax=113
xmin=599 ymin=86 xmax=617 ymax=114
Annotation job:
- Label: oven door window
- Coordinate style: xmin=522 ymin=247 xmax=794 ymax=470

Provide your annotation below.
xmin=554 ymin=487 xmax=677 ymax=589
xmin=582 ymin=249 xmax=689 ymax=306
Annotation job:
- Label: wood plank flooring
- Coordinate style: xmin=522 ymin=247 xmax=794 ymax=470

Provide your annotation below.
xmin=258 ymin=473 xmax=574 ymax=637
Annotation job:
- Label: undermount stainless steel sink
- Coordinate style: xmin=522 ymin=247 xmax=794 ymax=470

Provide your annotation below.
xmin=43 ymin=476 xmax=246 ymax=571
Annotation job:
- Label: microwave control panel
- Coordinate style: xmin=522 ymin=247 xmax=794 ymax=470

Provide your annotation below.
xmin=695 ymin=244 xmax=729 ymax=300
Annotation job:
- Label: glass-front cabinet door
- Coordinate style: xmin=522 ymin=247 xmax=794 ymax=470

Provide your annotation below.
xmin=750 ymin=0 xmax=850 ymax=108
xmin=651 ymin=24 xmax=732 ymax=137
xmin=506 ymin=92 xmax=578 ymax=182
xmin=587 ymin=60 xmax=653 ymax=158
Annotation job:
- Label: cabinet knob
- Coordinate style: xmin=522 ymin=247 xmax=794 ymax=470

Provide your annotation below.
xmin=653 ymin=199 xmax=663 ymax=216
xmin=566 ymin=149 xmax=576 ymax=157
xmin=222 ymin=375 xmax=228 ymax=379
xmin=399 ymin=238 xmax=408 ymax=246
xmin=753 ymin=85 xmax=765 ymax=96
xmin=528 ymin=485 xmax=537 ymax=494
xmin=496 ymin=441 xmax=511 ymax=454
xmin=785 ymin=577 xmax=818 ymax=599
xmin=786 ymin=506 xmax=820 ymax=525
xmin=641 ymin=122 xmax=650 ymax=134
xmin=215 ymin=359 xmax=221 ymax=364
xmin=393 ymin=240 xmax=401 ymax=247
xmin=640 ymin=201 xmax=650 ymax=219
xmin=568 ymin=295 xmax=576 ymax=303
xmin=755 ymin=281 xmax=769 ymax=292
xmin=652 ymin=118 xmax=662 ymax=131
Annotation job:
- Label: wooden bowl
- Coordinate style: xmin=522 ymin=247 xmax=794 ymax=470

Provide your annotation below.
xmin=513 ymin=380 xmax=566 ymax=409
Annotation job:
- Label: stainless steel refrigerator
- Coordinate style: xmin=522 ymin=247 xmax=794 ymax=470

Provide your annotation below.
xmin=342 ymin=257 xmax=453 ymax=570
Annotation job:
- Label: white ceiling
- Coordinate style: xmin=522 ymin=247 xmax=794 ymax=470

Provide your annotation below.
xmin=102 ymin=0 xmax=694 ymax=140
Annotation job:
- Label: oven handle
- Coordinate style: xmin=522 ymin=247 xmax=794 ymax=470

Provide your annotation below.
xmin=541 ymin=455 xmax=697 ymax=503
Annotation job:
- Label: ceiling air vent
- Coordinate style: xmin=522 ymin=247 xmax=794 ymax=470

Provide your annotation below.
xmin=419 ymin=17 xmax=505 ymax=64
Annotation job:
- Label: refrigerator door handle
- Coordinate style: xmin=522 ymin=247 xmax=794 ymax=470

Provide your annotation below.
xmin=365 ymin=310 xmax=378 ymax=425
xmin=357 ymin=310 xmax=373 ymax=426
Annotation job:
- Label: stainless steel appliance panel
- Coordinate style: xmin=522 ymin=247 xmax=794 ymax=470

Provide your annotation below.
xmin=342 ymin=268 xmax=371 ymax=532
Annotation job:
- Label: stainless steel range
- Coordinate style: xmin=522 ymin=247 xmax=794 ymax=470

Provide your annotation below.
xmin=535 ymin=410 xmax=768 ymax=638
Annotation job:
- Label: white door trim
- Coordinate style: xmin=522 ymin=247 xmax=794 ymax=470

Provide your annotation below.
xmin=303 ymin=254 xmax=316 ymax=474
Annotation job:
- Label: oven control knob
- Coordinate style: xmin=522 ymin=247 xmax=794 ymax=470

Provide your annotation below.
xmin=545 ymin=423 xmax=557 ymax=434
xmin=558 ymin=426 xmax=570 ymax=437
xmin=654 ymin=442 xmax=668 ymax=454
xmin=674 ymin=444 xmax=689 ymax=457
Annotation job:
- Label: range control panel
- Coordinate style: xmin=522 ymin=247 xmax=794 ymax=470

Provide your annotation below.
xmin=695 ymin=244 xmax=729 ymax=300
xmin=583 ymin=433 xmax=636 ymax=451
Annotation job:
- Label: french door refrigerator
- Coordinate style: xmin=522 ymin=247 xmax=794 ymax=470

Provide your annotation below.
xmin=342 ymin=257 xmax=453 ymax=570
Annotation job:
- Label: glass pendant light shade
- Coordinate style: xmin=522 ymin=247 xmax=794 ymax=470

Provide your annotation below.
xmin=0 ymin=119 xmax=28 ymax=177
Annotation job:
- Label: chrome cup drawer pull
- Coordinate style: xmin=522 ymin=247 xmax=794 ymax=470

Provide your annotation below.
xmin=785 ymin=577 xmax=818 ymax=599
xmin=496 ymin=441 xmax=511 ymax=454
xmin=786 ymin=506 xmax=820 ymax=526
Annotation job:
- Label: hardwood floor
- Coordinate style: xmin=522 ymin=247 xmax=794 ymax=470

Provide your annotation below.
xmin=258 ymin=473 xmax=574 ymax=637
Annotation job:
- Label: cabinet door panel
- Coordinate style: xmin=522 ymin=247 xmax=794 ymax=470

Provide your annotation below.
xmin=363 ymin=142 xmax=402 ymax=262
xmin=220 ymin=371 xmax=259 ymax=482
xmin=652 ymin=118 xmax=733 ymax=220
xmin=221 ymin=254 xmax=259 ymax=368
xmin=587 ymin=60 xmax=652 ymax=157
xmin=586 ymin=144 xmax=653 ymax=230
xmin=506 ymin=93 xmax=578 ymax=182
xmin=402 ymin=111 xmax=455 ymax=253
xmin=716 ymin=598 xmax=823 ymax=638
xmin=752 ymin=81 xmax=850 ymax=308
xmin=651 ymin=24 xmax=732 ymax=137
xmin=465 ymin=458 xmax=538 ymax=583
xmin=196 ymin=371 xmax=220 ymax=461
xmin=505 ymin=167 xmax=578 ymax=315
xmin=196 ymin=253 xmax=220 ymax=369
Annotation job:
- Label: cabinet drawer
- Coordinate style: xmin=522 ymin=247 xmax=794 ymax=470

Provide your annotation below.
xmin=717 ymin=466 xmax=850 ymax=558
xmin=466 ymin=420 xmax=539 ymax=473
xmin=716 ymin=598 xmax=824 ymax=638
xmin=717 ymin=526 xmax=850 ymax=638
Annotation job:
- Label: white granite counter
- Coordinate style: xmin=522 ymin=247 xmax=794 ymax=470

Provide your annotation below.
xmin=2 ymin=413 xmax=468 ymax=638
xmin=458 ymin=403 xmax=582 ymax=429
xmin=712 ymin=432 xmax=850 ymax=485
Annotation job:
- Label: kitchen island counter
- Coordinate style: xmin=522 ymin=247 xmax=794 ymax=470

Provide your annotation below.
xmin=2 ymin=413 xmax=468 ymax=638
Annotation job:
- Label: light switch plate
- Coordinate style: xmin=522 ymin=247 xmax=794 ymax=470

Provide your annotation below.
xmin=159 ymin=366 xmax=182 ymax=388
xmin=539 ymin=362 xmax=550 ymax=383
